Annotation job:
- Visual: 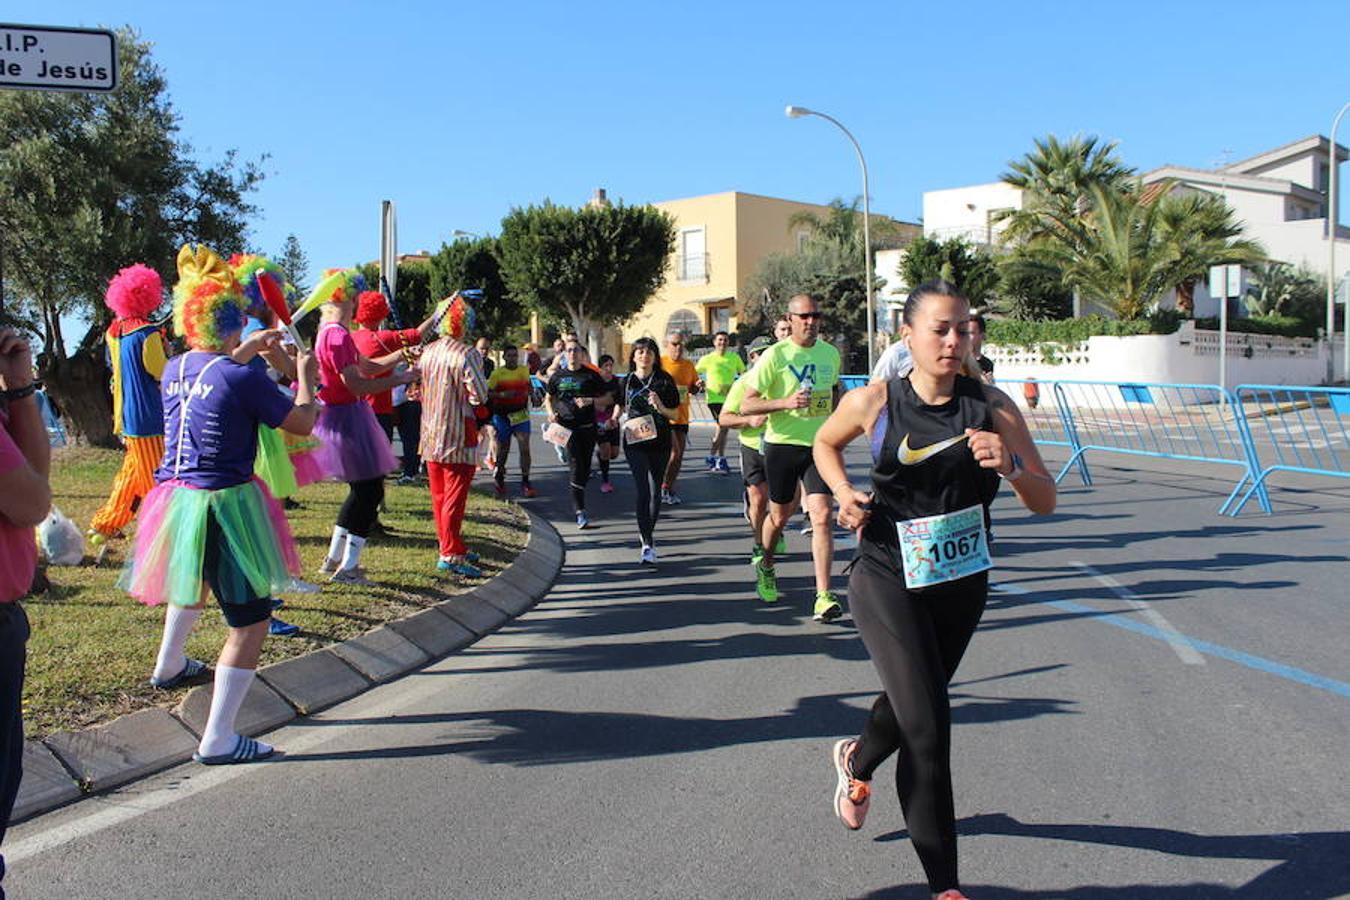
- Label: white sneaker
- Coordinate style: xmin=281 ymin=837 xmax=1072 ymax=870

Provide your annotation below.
xmin=330 ymin=566 xmax=375 ymax=587
xmin=640 ymin=546 xmax=657 ymax=565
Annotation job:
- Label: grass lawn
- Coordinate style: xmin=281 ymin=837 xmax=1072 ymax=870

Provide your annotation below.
xmin=25 ymin=446 xmax=528 ymax=739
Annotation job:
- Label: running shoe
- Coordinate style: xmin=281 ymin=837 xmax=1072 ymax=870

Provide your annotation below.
xmin=799 ymin=519 xmax=812 ymax=536
xmin=600 ymin=480 xmax=614 ymax=494
xmin=437 ymin=559 xmax=483 ymax=578
xmin=286 ymin=578 xmax=322 ymax=594
xmin=715 ymin=457 xmax=731 ymax=475
xmin=521 ymin=484 xmax=538 ymax=498
xmin=640 ymin=546 xmax=657 ymax=565
xmin=576 ymin=511 xmax=590 ymax=530
xmin=330 ymin=566 xmax=375 ymax=587
xmin=318 ymin=556 xmax=342 ymax=576
xmin=832 ymin=738 xmax=871 ymax=830
xmin=663 ymin=490 xmax=683 ymax=506
xmin=813 ymin=591 xmax=844 ymax=623
xmin=750 ymin=543 xmax=764 ymax=566
xmin=396 ymin=474 xmax=416 ymax=486
xmin=754 ymin=561 xmax=779 ymax=603
xmin=268 ymin=617 xmax=300 ymax=637
xmin=704 ymin=455 xmax=716 ymax=471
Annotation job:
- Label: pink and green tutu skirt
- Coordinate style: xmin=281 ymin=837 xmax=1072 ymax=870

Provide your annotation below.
xmin=283 ymin=429 xmax=327 ymax=487
xmin=121 ymin=477 xmax=301 ymax=608
xmin=313 ymin=400 xmax=398 ymax=483
xmin=254 ymin=424 xmax=299 ymax=499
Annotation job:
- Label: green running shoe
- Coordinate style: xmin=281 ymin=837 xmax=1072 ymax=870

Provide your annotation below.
xmin=813 ymin=591 xmax=843 ymax=622
xmin=750 ymin=543 xmax=764 ymax=566
xmin=755 ymin=561 xmax=780 ymax=603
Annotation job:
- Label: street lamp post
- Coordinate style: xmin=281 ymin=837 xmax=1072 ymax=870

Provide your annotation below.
xmin=786 ymin=105 xmax=875 ymax=373
xmin=1328 ymin=103 xmax=1349 ymax=383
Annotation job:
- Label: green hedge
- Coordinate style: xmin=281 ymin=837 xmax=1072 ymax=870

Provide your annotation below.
xmin=1193 ymin=315 xmax=1317 ymax=338
xmin=986 ymin=312 xmax=1183 ymax=349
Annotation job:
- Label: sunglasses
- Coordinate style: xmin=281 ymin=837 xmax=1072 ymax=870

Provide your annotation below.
xmin=668 ymin=341 xmax=684 ymax=347
xmin=792 ymin=312 xmax=823 ymax=320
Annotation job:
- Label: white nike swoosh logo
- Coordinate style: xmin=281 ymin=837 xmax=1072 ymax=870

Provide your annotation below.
xmin=896 ymin=433 xmax=969 ymax=466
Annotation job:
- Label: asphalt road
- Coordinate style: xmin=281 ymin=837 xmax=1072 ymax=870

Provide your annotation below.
xmin=7 ymin=426 xmax=1349 ymax=899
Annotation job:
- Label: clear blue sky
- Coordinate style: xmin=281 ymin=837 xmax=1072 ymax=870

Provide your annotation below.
xmin=23 ymin=0 xmax=1350 ymax=281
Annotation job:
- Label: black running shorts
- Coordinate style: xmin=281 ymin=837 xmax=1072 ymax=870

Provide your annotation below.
xmin=763 ymin=441 xmax=828 ymax=505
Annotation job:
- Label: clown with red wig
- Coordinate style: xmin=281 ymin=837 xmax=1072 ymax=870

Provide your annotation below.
xmin=349 ymin=288 xmax=441 ymax=450
xmin=311 ymin=270 xmax=420 ymax=584
xmin=121 ymin=244 xmax=320 ymax=765
xmin=89 ymin=264 xmax=169 ymax=546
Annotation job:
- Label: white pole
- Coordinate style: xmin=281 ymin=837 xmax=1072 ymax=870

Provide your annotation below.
xmin=1219 ymin=271 xmax=1229 ymax=390
xmin=785 ymin=106 xmax=876 ymax=373
xmin=1328 ymin=104 xmax=1349 ymax=383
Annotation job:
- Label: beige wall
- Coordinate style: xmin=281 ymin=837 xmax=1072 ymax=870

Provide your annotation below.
xmin=622 ymin=191 xmax=841 ymax=347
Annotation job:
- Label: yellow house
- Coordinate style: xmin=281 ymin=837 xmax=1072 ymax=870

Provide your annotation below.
xmin=621 ymin=191 xmax=861 ymax=346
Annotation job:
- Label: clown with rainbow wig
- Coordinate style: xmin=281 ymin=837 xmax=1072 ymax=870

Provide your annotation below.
xmin=89 ymin=264 xmax=169 ymax=551
xmin=121 ymin=244 xmax=319 ymax=765
xmin=418 ymin=292 xmax=489 ymax=577
xmin=349 ymin=288 xmax=441 ymax=463
xmin=311 ymin=269 xmax=419 ymax=584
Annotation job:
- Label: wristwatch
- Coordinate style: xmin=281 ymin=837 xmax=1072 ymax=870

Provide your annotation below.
xmin=999 ymin=452 xmax=1025 ymax=481
xmin=1 ymin=383 xmax=37 ymax=401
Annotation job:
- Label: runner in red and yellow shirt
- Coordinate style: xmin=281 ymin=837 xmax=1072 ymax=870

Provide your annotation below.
xmin=659 ymin=331 xmax=702 ymax=505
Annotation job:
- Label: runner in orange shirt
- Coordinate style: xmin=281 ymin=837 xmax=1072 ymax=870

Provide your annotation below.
xmin=659 ymin=331 xmax=701 ymax=505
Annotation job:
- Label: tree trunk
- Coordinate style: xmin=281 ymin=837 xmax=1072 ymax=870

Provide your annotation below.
xmin=40 ymin=344 xmax=117 ymax=448
xmin=1176 ymin=279 xmax=1195 ymax=316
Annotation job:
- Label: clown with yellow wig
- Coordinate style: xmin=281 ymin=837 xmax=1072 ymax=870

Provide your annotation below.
xmin=311 ymin=269 xmax=418 ymax=584
xmin=89 ymin=264 xmax=169 ymax=550
xmin=121 ymin=245 xmax=319 ymax=765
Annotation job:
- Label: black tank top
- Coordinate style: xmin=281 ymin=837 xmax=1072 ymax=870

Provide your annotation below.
xmin=860 ymin=375 xmax=1000 ymax=572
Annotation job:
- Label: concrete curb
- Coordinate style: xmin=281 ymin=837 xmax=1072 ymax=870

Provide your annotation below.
xmin=13 ymin=506 xmax=562 ymax=824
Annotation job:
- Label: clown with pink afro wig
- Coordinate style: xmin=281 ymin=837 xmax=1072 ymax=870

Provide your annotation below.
xmin=88 ymin=263 xmax=170 ymax=545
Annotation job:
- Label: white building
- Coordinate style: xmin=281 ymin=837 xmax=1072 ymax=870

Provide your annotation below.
xmin=1143 ymin=134 xmax=1350 ymax=278
xmin=915 ymin=135 xmax=1350 ymax=318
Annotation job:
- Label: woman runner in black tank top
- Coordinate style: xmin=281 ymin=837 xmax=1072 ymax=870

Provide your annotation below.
xmin=812 ymin=281 xmax=1057 ymax=898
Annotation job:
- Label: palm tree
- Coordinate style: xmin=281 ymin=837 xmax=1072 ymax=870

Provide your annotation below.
xmin=1156 ymin=189 xmax=1265 ymax=314
xmin=787 ymin=197 xmax=915 ymax=253
xmin=996 ymin=134 xmax=1135 ymax=245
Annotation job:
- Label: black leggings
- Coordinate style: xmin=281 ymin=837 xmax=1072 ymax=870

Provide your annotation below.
xmin=567 ymin=427 xmax=598 ymax=512
xmin=847 ymin=555 xmax=988 ymax=894
xmin=624 ymin=440 xmax=671 ymax=546
xmin=337 ymin=476 xmax=385 ymax=538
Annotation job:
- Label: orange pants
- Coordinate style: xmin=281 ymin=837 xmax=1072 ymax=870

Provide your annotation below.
xmin=90 ymin=434 xmax=164 ymax=536
xmin=427 ymin=461 xmax=475 ymax=558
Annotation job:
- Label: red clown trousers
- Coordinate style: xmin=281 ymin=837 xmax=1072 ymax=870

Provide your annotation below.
xmin=426 ymin=461 xmax=475 ymax=558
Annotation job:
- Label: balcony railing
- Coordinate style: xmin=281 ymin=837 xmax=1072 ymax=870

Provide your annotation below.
xmin=676 ymin=252 xmax=710 ymax=283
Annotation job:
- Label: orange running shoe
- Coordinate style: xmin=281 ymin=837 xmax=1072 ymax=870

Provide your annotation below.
xmin=832 ymin=738 xmax=870 ymax=830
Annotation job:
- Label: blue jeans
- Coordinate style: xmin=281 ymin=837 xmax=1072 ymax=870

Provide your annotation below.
xmin=0 ymin=603 xmax=29 ymax=899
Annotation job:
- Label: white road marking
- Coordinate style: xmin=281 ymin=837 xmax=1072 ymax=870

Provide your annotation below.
xmin=1071 ymin=561 xmax=1206 ymax=666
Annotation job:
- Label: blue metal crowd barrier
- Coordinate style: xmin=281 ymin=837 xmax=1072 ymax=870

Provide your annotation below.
xmin=1225 ymin=384 xmax=1350 ymax=516
xmin=1033 ymin=380 xmax=1270 ymax=514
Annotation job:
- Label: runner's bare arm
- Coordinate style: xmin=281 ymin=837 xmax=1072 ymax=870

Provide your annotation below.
xmin=971 ymin=385 xmax=1056 ymax=515
xmin=813 ymin=383 xmax=886 ymax=531
xmin=717 ymin=407 xmax=765 ymax=430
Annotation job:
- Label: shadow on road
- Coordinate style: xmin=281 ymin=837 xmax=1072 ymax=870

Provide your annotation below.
xmin=863 ymin=812 xmax=1349 ymax=898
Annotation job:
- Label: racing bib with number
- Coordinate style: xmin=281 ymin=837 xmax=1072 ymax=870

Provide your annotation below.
xmin=897 ymin=504 xmax=992 ymax=589
xmin=621 ymin=413 xmax=657 ymax=444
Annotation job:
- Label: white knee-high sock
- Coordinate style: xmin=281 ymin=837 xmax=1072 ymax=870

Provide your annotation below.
xmin=339 ymin=533 xmax=367 ymax=571
xmin=199 ymin=665 xmax=271 ymax=757
xmin=327 ymin=526 xmax=349 ymax=562
xmin=152 ymin=605 xmax=202 ymax=682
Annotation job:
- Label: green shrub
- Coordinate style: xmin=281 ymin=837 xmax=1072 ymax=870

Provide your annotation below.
xmin=986 ymin=311 xmax=1183 ymax=349
xmin=1193 ymin=314 xmax=1316 ymax=338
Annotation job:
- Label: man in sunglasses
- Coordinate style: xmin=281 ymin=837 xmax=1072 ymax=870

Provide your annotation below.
xmin=739 ymin=295 xmax=843 ymax=621
xmin=659 ymin=331 xmax=701 ymax=505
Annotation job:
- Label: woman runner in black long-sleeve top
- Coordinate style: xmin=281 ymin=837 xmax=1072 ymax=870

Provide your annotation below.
xmin=617 ymin=337 xmax=680 ymax=565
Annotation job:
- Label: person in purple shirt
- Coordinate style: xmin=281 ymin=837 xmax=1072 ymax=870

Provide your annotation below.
xmin=122 ymin=245 xmax=318 ymax=765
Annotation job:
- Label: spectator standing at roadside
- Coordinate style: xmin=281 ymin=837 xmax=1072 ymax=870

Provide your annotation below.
xmin=695 ymin=330 xmax=745 ymax=475
xmin=419 ymin=294 xmax=489 ymax=578
xmin=659 ymin=331 xmax=701 ymax=505
xmin=88 ymin=264 xmax=167 ymax=556
xmin=0 ymin=327 xmax=52 ymax=898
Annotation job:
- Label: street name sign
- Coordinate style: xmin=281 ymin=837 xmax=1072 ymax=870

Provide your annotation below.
xmin=0 ymin=23 xmax=117 ymax=93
